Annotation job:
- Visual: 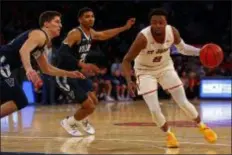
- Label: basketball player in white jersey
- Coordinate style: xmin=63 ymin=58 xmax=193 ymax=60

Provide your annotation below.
xmin=122 ymin=8 xmax=217 ymax=148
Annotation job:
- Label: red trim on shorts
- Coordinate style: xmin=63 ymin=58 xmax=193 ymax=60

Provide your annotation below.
xmin=165 ymin=84 xmax=182 ymax=91
xmin=141 ymin=89 xmax=157 ymax=96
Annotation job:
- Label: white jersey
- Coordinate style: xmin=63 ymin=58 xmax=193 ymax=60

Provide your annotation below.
xmin=134 ymin=25 xmax=175 ymax=72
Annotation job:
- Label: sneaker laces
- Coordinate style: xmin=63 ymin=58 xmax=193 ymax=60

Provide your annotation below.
xmin=70 ymin=123 xmax=79 ymax=130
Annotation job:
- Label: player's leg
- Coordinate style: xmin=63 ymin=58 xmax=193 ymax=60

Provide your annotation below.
xmin=79 ymin=78 xmax=99 ymax=106
xmin=61 ymin=96 xmax=95 ymax=136
xmin=1 ymin=78 xmax=28 ymax=118
xmin=73 ymin=78 xmax=97 ymax=135
xmin=78 ymin=78 xmax=98 ymax=134
xmin=160 ymin=70 xmax=217 ymax=143
xmin=137 ymin=74 xmax=179 ymax=148
xmin=88 ymin=91 xmax=98 ymax=106
xmin=1 ymin=101 xmax=18 ymax=118
xmin=56 ymin=77 xmax=95 ymax=136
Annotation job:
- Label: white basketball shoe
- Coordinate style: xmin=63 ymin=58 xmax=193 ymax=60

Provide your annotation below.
xmin=60 ymin=117 xmax=83 ymax=137
xmin=80 ymin=119 xmax=95 ymax=135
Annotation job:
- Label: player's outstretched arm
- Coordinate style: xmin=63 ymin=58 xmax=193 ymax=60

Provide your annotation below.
xmin=172 ymin=27 xmax=200 ymax=56
xmin=36 ymin=53 xmax=85 ymax=79
xmin=90 ymin=18 xmax=136 ymax=41
xmin=122 ymin=33 xmax=146 ymax=83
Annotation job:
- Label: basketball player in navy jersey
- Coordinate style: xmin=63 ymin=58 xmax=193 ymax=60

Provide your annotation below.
xmin=56 ymin=7 xmax=135 ymax=136
xmin=122 ymin=8 xmax=217 ymax=147
xmin=0 ymin=11 xmax=84 ymax=118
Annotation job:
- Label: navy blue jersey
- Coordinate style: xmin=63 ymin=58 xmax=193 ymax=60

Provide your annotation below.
xmin=0 ymin=29 xmax=48 ymax=77
xmin=56 ymin=26 xmax=92 ymax=71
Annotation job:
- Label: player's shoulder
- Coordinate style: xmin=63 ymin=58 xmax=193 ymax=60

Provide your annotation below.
xmin=140 ymin=26 xmax=151 ymax=33
xmin=169 ymin=25 xmax=180 ymax=40
xmin=169 ymin=25 xmax=179 ymax=34
xmin=67 ymin=28 xmax=81 ymax=37
xmin=134 ymin=32 xmax=147 ymax=47
xmin=29 ymin=29 xmax=47 ymax=41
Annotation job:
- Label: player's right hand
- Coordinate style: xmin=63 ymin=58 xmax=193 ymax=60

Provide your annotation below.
xmin=125 ymin=18 xmax=136 ymax=30
xmin=127 ymin=81 xmax=136 ymax=97
xmin=26 ymin=69 xmax=43 ymax=89
xmin=67 ymin=71 xmax=85 ymax=79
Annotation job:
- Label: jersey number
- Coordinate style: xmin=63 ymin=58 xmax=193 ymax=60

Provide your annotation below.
xmin=0 ymin=56 xmax=11 ymax=78
xmin=153 ymin=56 xmax=162 ymax=62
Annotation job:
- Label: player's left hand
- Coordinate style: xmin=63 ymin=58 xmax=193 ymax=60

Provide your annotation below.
xmin=125 ymin=18 xmax=136 ymax=30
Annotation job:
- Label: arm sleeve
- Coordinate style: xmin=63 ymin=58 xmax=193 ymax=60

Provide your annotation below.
xmin=174 ymin=39 xmax=200 ymax=56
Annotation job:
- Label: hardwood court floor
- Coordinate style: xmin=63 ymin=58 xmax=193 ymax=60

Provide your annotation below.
xmin=1 ymin=100 xmax=231 ymax=154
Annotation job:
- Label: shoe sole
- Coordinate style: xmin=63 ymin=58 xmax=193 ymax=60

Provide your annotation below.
xmin=167 ymin=145 xmax=179 ymax=148
xmin=80 ymin=126 xmax=95 ymax=135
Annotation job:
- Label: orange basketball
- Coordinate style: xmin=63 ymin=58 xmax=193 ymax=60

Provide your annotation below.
xmin=199 ymin=43 xmax=224 ymax=68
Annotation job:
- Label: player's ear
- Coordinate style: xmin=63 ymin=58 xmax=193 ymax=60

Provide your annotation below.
xmin=44 ymin=21 xmax=50 ymax=28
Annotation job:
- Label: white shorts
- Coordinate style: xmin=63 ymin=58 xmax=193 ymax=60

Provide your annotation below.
xmin=135 ymin=69 xmax=182 ymax=95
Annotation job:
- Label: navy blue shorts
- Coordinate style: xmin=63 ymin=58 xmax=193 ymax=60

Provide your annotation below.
xmin=0 ymin=76 xmax=28 ymax=110
xmin=55 ymin=77 xmax=93 ymax=103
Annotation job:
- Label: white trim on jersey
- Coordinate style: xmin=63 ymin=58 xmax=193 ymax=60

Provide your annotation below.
xmin=78 ymin=26 xmax=91 ymax=40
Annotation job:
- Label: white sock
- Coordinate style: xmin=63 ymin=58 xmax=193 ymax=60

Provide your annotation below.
xmin=67 ymin=116 xmax=79 ymax=124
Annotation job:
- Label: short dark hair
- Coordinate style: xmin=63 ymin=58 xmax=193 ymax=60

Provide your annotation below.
xmin=78 ymin=7 xmax=93 ymax=18
xmin=39 ymin=11 xmax=61 ymax=27
xmin=148 ymin=8 xmax=168 ymax=20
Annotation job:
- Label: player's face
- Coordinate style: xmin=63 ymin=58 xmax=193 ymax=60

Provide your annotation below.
xmin=79 ymin=11 xmax=95 ymax=28
xmin=150 ymin=15 xmax=167 ymax=36
xmin=46 ymin=16 xmax=62 ymax=37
